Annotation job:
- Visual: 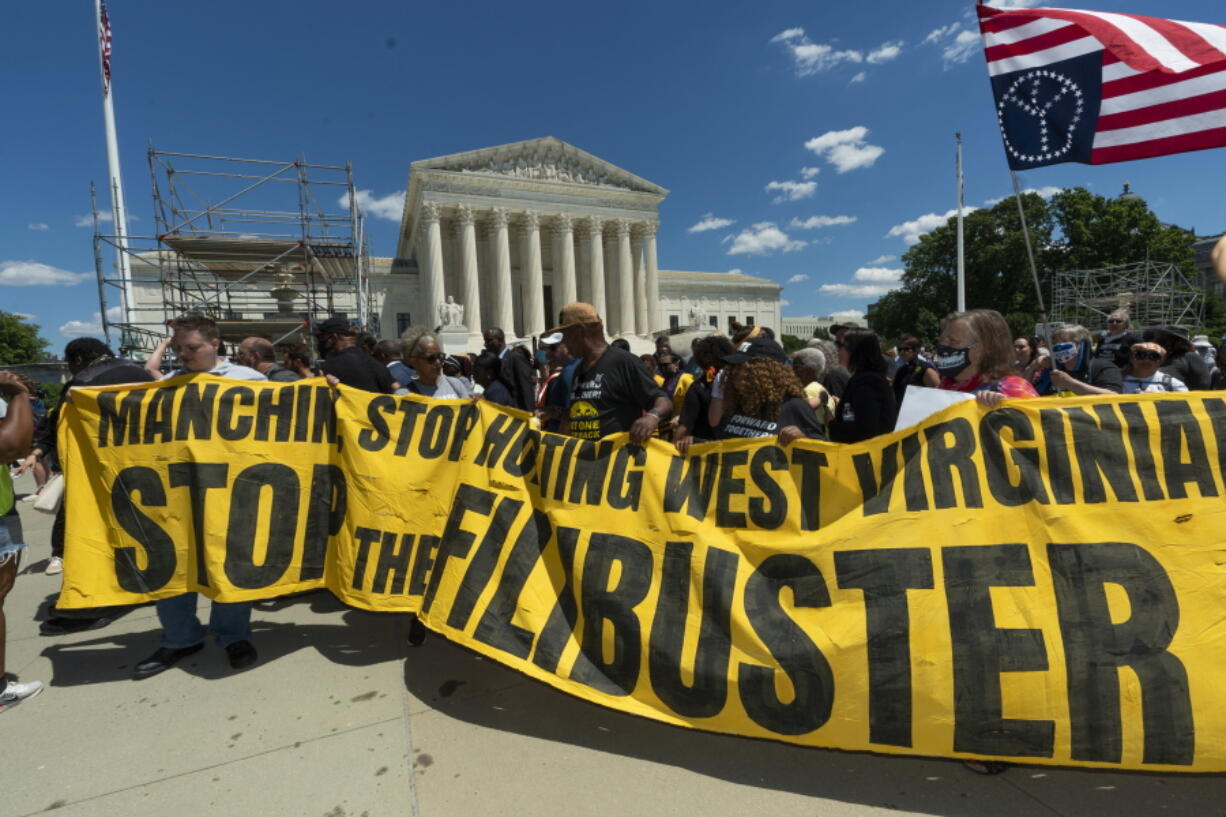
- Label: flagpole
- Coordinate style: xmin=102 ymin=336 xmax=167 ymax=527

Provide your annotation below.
xmin=1010 ymin=171 xmax=1048 ymax=324
xmin=94 ymin=0 xmax=135 ymax=325
xmin=956 ymin=133 xmax=966 ymax=312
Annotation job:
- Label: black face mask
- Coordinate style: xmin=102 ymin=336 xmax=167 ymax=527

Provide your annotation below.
xmin=934 ymin=344 xmax=972 ymax=380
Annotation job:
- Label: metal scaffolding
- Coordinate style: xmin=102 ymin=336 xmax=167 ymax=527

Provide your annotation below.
xmin=93 ymin=147 xmax=374 ymax=356
xmin=1050 ymin=260 xmax=1204 ymax=329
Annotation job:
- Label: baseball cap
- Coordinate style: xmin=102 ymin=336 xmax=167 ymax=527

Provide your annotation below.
xmin=540 ymin=332 xmax=564 ymax=346
xmin=722 ymin=335 xmax=787 ymax=365
xmin=547 ymin=302 xmax=601 ymax=335
xmin=314 ymin=316 xmax=354 ymax=336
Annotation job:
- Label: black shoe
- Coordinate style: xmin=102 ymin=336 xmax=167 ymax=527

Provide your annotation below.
xmin=40 ymin=616 xmax=110 ymax=636
xmin=225 ymin=640 xmax=258 ymax=671
xmin=407 ymin=616 xmax=427 ymax=647
xmin=133 ymin=643 xmax=204 ymax=680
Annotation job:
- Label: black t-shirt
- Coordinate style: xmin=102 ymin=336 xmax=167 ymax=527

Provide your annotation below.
xmin=829 ymin=371 xmax=897 ymax=443
xmin=892 ymin=358 xmax=936 ymax=406
xmin=717 ymin=396 xmax=825 ymax=441
xmin=320 ymin=347 xmax=394 ymax=394
xmin=1095 ymin=332 xmax=1138 ymax=367
xmin=822 ymin=367 xmax=850 ymax=399
xmin=678 ymin=378 xmax=716 ymax=440
xmin=264 ymin=363 xmax=301 ymax=382
xmin=567 ymin=346 xmax=666 ymax=439
xmin=1161 ymin=351 xmax=1213 ymax=390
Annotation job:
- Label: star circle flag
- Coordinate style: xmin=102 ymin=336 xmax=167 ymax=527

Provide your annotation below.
xmin=978 ymin=4 xmax=1226 ymax=169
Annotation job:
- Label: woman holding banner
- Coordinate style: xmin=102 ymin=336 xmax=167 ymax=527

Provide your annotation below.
xmin=935 ymin=310 xmax=1040 ymax=408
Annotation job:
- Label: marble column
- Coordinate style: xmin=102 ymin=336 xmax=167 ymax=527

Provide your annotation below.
xmin=456 ymin=205 xmax=482 ymax=335
xmin=519 ymin=211 xmax=545 ymax=338
xmin=616 ymin=219 xmax=635 ymax=337
xmin=643 ymin=222 xmax=660 ymax=336
xmin=587 ymin=218 xmax=607 ymax=319
xmin=632 ymin=228 xmax=647 ymax=336
xmin=575 ymin=226 xmax=591 ymax=306
xmin=490 ymin=208 xmax=515 ymax=336
xmin=603 ymin=228 xmax=618 ymax=330
xmin=419 ymin=202 xmax=445 ymax=329
xmin=554 ymin=214 xmax=577 ymax=310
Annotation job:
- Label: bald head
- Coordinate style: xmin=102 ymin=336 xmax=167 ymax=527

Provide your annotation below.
xmin=237 ymin=336 xmax=276 ymax=368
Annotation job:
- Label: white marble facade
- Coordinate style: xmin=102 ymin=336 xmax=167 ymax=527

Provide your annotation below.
xmin=385 ymin=137 xmax=780 ymax=348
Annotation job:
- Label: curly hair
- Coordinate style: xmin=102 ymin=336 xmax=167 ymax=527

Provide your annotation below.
xmin=399 ymin=326 xmax=437 ymax=361
xmin=721 ymin=358 xmax=805 ymax=422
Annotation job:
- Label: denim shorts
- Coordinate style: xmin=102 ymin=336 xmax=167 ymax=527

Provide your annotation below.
xmin=0 ymin=513 xmax=25 ymax=566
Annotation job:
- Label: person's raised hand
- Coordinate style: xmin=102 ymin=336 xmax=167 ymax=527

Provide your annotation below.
xmin=975 ymin=390 xmax=1006 ymax=408
xmin=777 ymin=425 xmax=804 ymax=446
xmin=0 ymin=371 xmax=30 ymax=398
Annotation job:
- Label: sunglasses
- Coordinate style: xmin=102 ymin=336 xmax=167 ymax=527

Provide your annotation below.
xmin=1132 ymin=351 xmax=1161 ymax=361
xmin=1107 ymin=319 xmax=1125 ymax=324
xmin=414 ymin=353 xmax=446 ymax=364
xmin=900 ymin=345 xmax=920 ymax=352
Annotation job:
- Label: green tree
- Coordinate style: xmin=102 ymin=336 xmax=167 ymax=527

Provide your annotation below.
xmin=0 ymin=311 xmax=49 ymax=365
xmin=780 ymin=333 xmax=805 ymax=354
xmin=811 ymin=326 xmax=831 ymax=341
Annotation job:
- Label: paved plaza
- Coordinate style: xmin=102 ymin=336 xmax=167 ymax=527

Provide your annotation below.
xmin=2 ymin=472 xmax=1221 ymax=817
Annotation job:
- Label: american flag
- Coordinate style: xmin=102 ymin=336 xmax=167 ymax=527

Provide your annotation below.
xmin=99 ymin=0 xmax=113 ymax=94
xmin=978 ymin=4 xmax=1226 ymax=168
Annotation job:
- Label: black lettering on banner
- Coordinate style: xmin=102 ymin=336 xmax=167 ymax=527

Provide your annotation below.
xmin=447 ymin=496 xmax=524 ymax=630
xmin=925 ymin=418 xmax=982 ymax=509
xmin=300 ymin=465 xmax=347 ymax=582
xmin=311 ymin=386 xmax=337 ymax=444
xmin=372 ymin=532 xmax=415 ymax=595
xmin=217 ymin=386 xmax=255 ymax=441
xmin=853 ymin=442 xmax=899 ymax=517
xmin=570 ymin=532 xmax=653 ymax=696
xmin=501 ymin=426 xmax=540 ymax=478
xmin=422 ymin=484 xmax=496 ymax=614
xmin=97 ymin=389 xmax=147 ymax=447
xmin=748 ymin=446 xmax=788 ymax=529
xmin=663 ymin=452 xmax=718 ymax=522
xmin=474 ymin=510 xmax=552 ymax=659
xmin=408 ymin=535 xmax=440 ymax=597
xmin=473 ymin=413 xmax=518 ymax=467
xmin=175 ymin=382 xmax=219 ymax=441
xmin=223 ymin=463 xmax=299 ymax=589
xmin=351 ymin=526 xmax=382 ymax=591
xmin=419 ymin=405 xmax=455 ymax=460
xmin=531 ymin=526 xmax=581 ymax=674
xmin=293 ymin=383 xmax=313 ymax=442
xmin=357 ymin=396 xmax=396 ymax=452
xmin=1048 ymin=542 xmax=1193 ymax=766
xmin=255 ymin=385 xmax=296 ymax=442
xmin=648 ymin=542 xmax=737 ymax=718
xmin=1205 ymin=398 xmax=1226 ymax=480
xmin=393 ymin=401 xmax=428 ymax=456
xmin=738 ymin=554 xmax=835 ymax=735
xmin=1118 ymin=402 xmax=1165 ymax=501
xmin=109 ymin=466 xmax=177 ymax=593
xmin=608 ymin=444 xmax=645 ymax=511
xmin=980 ymin=409 xmax=1050 ymax=506
xmin=551 ymin=437 xmax=581 ymax=502
xmin=448 ymin=403 xmax=479 ymax=462
xmin=1065 ymin=405 xmax=1138 ymax=503
xmin=1040 ymin=409 xmax=1076 ymax=504
xmin=167 ymin=462 xmax=229 ymax=588
xmin=567 ymin=440 xmax=613 ymax=505
xmin=942 ymin=544 xmax=1054 ymax=758
xmin=715 ymin=450 xmax=748 ymax=528
xmin=536 ymin=434 xmax=568 ymax=495
xmin=142 ymin=386 xmax=176 ymax=444
xmin=835 ymin=548 xmax=934 ymax=748
xmin=900 ymin=433 xmax=929 ymax=512
xmin=1156 ymin=401 xmax=1218 ymax=499
xmin=791 ymin=447 xmax=828 ymax=531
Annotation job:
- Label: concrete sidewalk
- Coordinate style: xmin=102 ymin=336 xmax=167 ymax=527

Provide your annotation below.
xmin=2 ymin=471 xmax=1220 ymax=817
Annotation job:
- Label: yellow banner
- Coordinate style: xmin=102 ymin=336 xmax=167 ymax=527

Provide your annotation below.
xmin=59 ymin=376 xmax=1226 ymax=772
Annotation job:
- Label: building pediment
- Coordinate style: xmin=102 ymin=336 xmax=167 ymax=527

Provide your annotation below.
xmin=411 ymin=137 xmax=667 ymax=196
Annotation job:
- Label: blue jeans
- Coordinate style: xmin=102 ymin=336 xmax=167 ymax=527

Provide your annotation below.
xmin=155 ymin=594 xmax=252 ymax=649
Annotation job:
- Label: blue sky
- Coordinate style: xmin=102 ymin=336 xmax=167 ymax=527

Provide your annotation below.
xmin=3 ymin=0 xmax=1224 ymax=348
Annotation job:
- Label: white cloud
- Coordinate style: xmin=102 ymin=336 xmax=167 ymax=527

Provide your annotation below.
xmin=868 ymin=254 xmax=896 ymax=265
xmin=12 ymin=313 xmax=35 ymax=321
xmin=780 ymin=299 xmax=791 ymax=307
xmin=787 ymin=273 xmax=810 ymax=284
xmin=789 ymin=215 xmax=857 ymax=230
xmin=339 ymin=189 xmax=405 ymax=222
xmin=867 ymin=42 xmax=903 ymax=64
xmin=994 ymin=0 xmax=1042 ymax=7
xmin=770 ymin=28 xmax=863 ymax=76
xmin=804 ymin=126 xmax=885 ymax=173
xmin=74 ymin=212 xmax=138 ymax=228
xmin=726 ymin=222 xmax=807 ymax=256
xmin=688 ymin=213 xmax=736 ymax=233
xmin=27 ymin=223 xmax=49 ymax=232
xmin=765 ymin=180 xmax=818 ymax=203
xmin=800 ymin=166 xmax=821 ymax=179
xmin=923 ymin=22 xmax=961 ymax=45
xmin=820 ymin=282 xmax=902 ymax=297
xmin=830 ymin=309 xmax=866 ymax=322
xmin=985 ymin=186 xmax=1064 ymax=205
xmin=58 ymin=306 xmax=123 ymax=339
xmin=0 ymin=260 xmax=91 ymax=286
xmin=887 ymin=207 xmax=977 ymax=245
xmin=852 ymin=267 xmax=903 ymax=282
xmin=726 ymin=268 xmax=744 ymax=275
xmin=943 ymin=30 xmax=982 ymax=65
xmin=849 ymin=71 xmax=867 ymax=84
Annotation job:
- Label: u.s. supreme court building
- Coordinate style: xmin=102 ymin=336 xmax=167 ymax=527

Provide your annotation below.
xmin=376 ymin=137 xmax=780 ymax=349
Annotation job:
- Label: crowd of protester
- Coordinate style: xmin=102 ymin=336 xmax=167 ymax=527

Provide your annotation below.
xmin=2 ymin=303 xmax=1226 ymax=722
